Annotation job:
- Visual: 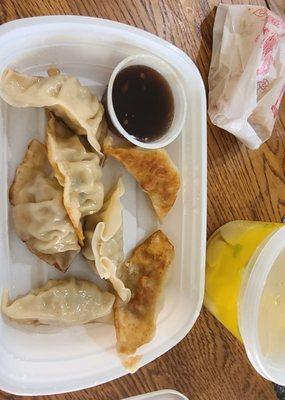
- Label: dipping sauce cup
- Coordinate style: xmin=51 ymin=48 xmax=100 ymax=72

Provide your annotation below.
xmin=104 ymin=54 xmax=187 ymax=149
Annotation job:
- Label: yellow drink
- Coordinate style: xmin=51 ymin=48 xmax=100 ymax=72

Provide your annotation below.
xmin=205 ymin=221 xmax=282 ymax=339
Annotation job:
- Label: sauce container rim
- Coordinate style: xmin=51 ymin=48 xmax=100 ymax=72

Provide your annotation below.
xmin=106 ymin=53 xmax=187 ymax=149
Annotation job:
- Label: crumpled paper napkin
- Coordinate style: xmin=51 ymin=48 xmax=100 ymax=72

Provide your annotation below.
xmin=208 ymin=4 xmax=285 ymax=149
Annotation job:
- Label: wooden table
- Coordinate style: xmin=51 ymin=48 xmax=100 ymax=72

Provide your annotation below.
xmin=0 ymin=0 xmax=284 ymax=399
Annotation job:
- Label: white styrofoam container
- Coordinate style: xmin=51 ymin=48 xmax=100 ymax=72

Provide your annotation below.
xmin=125 ymin=389 xmax=188 ymax=400
xmin=0 ymin=16 xmax=207 ymax=396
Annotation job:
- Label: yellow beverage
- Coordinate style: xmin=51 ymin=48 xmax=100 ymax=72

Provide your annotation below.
xmin=205 ymin=221 xmax=282 ymax=339
xmin=259 ymin=250 xmax=285 ymax=361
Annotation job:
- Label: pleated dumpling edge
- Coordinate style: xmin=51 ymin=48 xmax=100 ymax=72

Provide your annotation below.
xmin=46 ymin=114 xmax=104 ymax=244
xmin=84 ymin=178 xmax=131 ymax=302
xmin=0 ymin=68 xmax=107 ymax=155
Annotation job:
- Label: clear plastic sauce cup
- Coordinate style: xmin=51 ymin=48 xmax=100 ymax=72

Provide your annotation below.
xmin=205 ymin=220 xmax=285 ymax=384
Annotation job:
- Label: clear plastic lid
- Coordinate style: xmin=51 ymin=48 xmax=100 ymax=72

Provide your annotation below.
xmin=239 ymin=226 xmax=285 ymax=384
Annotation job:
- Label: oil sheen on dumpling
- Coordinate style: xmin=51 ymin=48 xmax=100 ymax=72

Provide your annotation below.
xmin=82 ymin=179 xmax=131 ymax=302
xmin=2 ymin=277 xmax=115 ymax=325
xmin=0 ymin=68 xmax=107 ymax=154
xmin=46 ymin=114 xmax=104 ymax=244
xmin=114 ymin=230 xmax=174 ymax=371
xmin=103 ymin=137 xmax=180 ymax=220
xmin=10 ymin=140 xmax=80 ymax=272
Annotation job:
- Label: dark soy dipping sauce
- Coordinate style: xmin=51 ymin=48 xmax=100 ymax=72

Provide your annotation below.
xmin=112 ymin=65 xmax=174 ymax=142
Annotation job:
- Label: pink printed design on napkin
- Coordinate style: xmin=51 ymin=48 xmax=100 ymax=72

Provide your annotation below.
xmin=257 ymin=78 xmax=269 ymax=94
xmin=252 ymin=8 xmax=268 ymax=18
xmin=271 ymin=86 xmax=285 ymax=118
xmin=268 ymin=14 xmax=285 ymax=29
xmin=258 ymin=32 xmax=279 ymax=76
xmin=253 ymin=8 xmax=285 ymax=29
xmin=252 ymin=8 xmax=285 ymax=77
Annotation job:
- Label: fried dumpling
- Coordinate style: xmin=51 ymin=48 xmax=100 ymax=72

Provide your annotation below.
xmin=0 ymin=69 xmax=107 ymax=153
xmin=2 ymin=277 xmax=115 ymax=325
xmin=10 ymin=140 xmax=80 ymax=272
xmin=114 ymin=230 xmax=174 ymax=370
xmin=103 ymin=138 xmax=180 ymax=219
xmin=46 ymin=114 xmax=104 ymax=244
xmin=82 ymin=179 xmax=131 ymax=302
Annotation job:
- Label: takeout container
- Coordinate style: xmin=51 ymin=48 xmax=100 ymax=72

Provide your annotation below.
xmin=106 ymin=54 xmax=187 ymax=149
xmin=0 ymin=16 xmax=206 ymax=395
xmin=205 ymin=221 xmax=285 ymax=384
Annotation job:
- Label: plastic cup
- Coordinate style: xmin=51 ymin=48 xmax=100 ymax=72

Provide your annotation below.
xmin=239 ymin=225 xmax=285 ymax=384
xmin=205 ymin=220 xmax=285 ymax=384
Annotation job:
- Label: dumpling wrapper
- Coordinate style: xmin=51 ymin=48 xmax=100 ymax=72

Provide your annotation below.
xmin=82 ymin=179 xmax=131 ymax=302
xmin=0 ymin=68 xmax=107 ymax=154
xmin=114 ymin=230 xmax=174 ymax=371
xmin=10 ymin=140 xmax=80 ymax=272
xmin=2 ymin=277 xmax=115 ymax=325
xmin=103 ymin=138 xmax=180 ymax=220
xmin=46 ymin=114 xmax=104 ymax=244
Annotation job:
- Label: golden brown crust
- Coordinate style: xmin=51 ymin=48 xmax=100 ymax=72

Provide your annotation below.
xmin=65 ymin=205 xmax=84 ymax=244
xmin=114 ymin=230 xmax=174 ymax=357
xmin=103 ymin=140 xmax=180 ymax=219
xmin=26 ymin=244 xmax=78 ymax=273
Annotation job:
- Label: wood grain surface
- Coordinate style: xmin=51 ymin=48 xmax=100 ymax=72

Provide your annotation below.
xmin=0 ymin=0 xmax=284 ymax=399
